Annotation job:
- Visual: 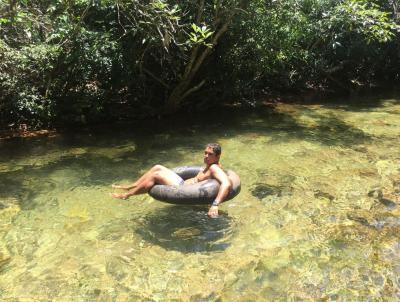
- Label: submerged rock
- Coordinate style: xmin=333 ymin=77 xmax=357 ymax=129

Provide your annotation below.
xmin=106 ymin=257 xmax=128 ymax=281
xmin=393 ymin=179 xmax=400 ymax=193
xmin=367 ymin=187 xmax=398 ymax=210
xmin=379 ymin=198 xmax=397 ymax=210
xmin=347 ymin=213 xmax=371 ymax=228
xmin=314 ymin=190 xmax=335 ymax=201
xmin=0 ymin=244 xmax=11 ymax=268
xmin=372 ymin=215 xmax=400 ymax=230
xmin=347 ymin=212 xmax=400 ymax=230
xmin=353 ymin=145 xmax=369 ymax=153
xmin=368 ymin=188 xmax=383 ymax=199
xmin=90 ymin=144 xmax=136 ymax=159
xmin=251 ymin=184 xmax=282 ymax=200
xmin=0 ymin=197 xmax=19 ymax=209
xmin=0 ymin=197 xmax=21 ymax=222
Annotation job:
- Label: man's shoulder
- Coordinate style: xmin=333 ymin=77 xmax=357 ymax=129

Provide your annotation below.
xmin=209 ymin=164 xmax=224 ymax=173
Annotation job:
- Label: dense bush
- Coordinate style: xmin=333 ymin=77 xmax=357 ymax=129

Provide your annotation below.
xmin=0 ymin=0 xmax=398 ymax=129
xmin=217 ymin=0 xmax=400 ymax=100
xmin=0 ymin=40 xmax=58 ymax=127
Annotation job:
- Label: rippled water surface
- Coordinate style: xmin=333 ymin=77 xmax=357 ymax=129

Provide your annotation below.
xmin=1 ymin=96 xmax=400 ymax=301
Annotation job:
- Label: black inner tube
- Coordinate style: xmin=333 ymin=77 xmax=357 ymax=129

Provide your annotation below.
xmin=148 ymin=166 xmax=241 ymax=205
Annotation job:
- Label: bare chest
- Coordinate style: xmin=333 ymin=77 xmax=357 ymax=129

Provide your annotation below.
xmin=196 ymin=169 xmax=212 ymax=182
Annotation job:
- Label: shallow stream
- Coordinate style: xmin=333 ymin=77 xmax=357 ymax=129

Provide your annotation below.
xmin=1 ymin=96 xmax=400 ymax=301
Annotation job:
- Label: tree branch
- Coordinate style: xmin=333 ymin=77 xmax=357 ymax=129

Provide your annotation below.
xmin=196 ymin=0 xmax=205 ymax=24
xmin=59 ymin=1 xmax=92 ymax=47
xmin=180 ymin=79 xmax=206 ymax=100
xmin=190 ymin=17 xmax=232 ymax=77
xmin=116 ymin=1 xmax=127 ymax=34
xmin=143 ymin=67 xmax=170 ymax=89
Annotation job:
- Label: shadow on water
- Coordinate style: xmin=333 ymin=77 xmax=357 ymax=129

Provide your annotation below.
xmin=135 ymin=205 xmax=234 ymax=253
xmin=305 ymin=93 xmax=400 ymax=113
xmin=247 ymin=106 xmax=372 ymax=147
xmin=156 ymin=104 xmax=373 ymax=148
xmin=278 ymin=89 xmax=400 ymax=110
xmin=0 ymin=105 xmax=373 ymax=212
xmin=0 ymin=156 xmax=146 ymax=212
xmin=0 ymin=95 xmax=386 ymax=167
xmin=0 ymin=137 xmax=193 ymax=211
xmin=2 ymin=95 xmax=397 ymax=211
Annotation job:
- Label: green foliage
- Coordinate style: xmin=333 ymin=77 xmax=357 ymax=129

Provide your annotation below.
xmin=217 ymin=0 xmax=399 ymax=99
xmin=332 ymin=0 xmax=398 ymax=43
xmin=189 ymin=24 xmax=214 ymax=47
xmin=0 ymin=39 xmax=59 ymax=127
xmin=0 ymin=0 xmax=399 ymax=129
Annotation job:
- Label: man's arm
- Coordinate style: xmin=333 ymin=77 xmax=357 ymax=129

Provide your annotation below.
xmin=208 ymin=164 xmax=231 ymax=217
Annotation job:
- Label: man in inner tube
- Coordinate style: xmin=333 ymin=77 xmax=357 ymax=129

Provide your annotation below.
xmin=111 ymin=143 xmax=231 ymax=217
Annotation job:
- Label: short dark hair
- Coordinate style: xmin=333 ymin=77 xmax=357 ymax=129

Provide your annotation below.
xmin=206 ymin=143 xmax=221 ymax=156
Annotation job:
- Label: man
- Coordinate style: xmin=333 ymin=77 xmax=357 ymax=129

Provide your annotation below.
xmin=111 ymin=143 xmax=231 ymax=217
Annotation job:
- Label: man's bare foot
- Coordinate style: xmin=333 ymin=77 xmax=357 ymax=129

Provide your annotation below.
xmin=112 ymin=184 xmax=135 ymax=190
xmin=110 ymin=192 xmax=129 ymax=199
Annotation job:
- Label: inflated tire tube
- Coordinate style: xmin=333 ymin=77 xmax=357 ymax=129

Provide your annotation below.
xmin=148 ymin=166 xmax=241 ymax=205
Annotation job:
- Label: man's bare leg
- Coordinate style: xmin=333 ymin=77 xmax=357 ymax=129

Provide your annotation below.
xmin=111 ymin=183 xmax=135 ymax=189
xmin=112 ymin=165 xmax=165 ymax=190
xmin=111 ymin=165 xmax=181 ymax=199
xmin=111 ymin=179 xmax=151 ymax=199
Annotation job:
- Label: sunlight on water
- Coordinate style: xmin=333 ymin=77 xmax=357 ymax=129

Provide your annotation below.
xmin=1 ymin=96 xmax=400 ymax=301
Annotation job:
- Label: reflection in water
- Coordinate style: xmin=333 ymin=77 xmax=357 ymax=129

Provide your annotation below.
xmin=136 ymin=205 xmax=233 ymax=253
xmin=0 ymin=96 xmax=400 ymax=300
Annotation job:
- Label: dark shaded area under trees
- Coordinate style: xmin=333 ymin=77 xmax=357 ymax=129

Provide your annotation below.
xmin=0 ymin=0 xmax=399 ymax=130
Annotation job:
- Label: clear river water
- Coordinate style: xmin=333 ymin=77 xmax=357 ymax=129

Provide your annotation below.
xmin=0 ymin=95 xmax=399 ymax=301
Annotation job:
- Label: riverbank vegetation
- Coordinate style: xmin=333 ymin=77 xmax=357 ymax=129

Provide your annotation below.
xmin=1 ymin=0 xmax=399 ymax=129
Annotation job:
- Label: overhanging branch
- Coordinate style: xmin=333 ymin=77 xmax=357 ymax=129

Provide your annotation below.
xmin=143 ymin=67 xmax=170 ymax=89
xmin=180 ymin=79 xmax=206 ymax=100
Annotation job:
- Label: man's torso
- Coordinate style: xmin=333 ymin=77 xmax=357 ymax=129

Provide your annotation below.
xmin=184 ymin=166 xmax=215 ymax=185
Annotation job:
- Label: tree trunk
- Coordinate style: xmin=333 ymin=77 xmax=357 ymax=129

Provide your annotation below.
xmin=164 ymin=0 xmax=249 ymax=114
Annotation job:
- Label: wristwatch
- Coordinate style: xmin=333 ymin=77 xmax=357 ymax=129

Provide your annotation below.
xmin=211 ymin=200 xmax=219 ymax=207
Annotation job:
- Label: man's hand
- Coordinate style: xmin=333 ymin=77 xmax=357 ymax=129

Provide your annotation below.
xmin=208 ymin=205 xmax=219 ymax=218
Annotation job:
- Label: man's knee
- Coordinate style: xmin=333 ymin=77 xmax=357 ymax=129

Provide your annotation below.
xmin=152 ymin=164 xmax=166 ymax=171
xmin=153 ymin=171 xmax=164 ymax=182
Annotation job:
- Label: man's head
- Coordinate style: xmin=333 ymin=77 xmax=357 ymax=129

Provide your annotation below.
xmin=204 ymin=143 xmax=221 ymax=165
